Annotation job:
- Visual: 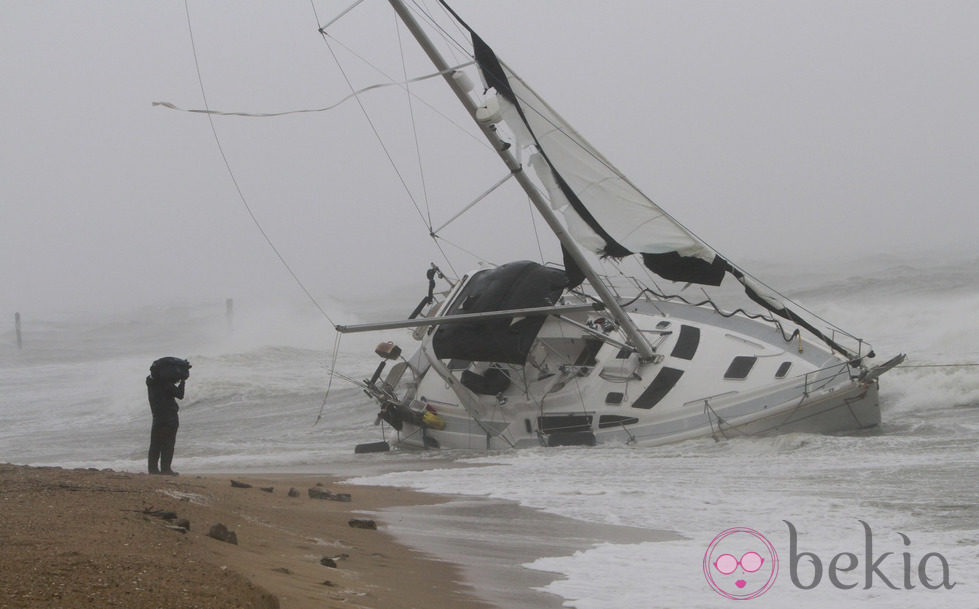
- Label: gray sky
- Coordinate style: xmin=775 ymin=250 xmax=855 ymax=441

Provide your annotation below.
xmin=2 ymin=1 xmax=977 ymax=320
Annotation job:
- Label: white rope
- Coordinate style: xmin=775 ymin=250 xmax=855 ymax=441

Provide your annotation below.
xmin=152 ymin=62 xmax=472 ymax=118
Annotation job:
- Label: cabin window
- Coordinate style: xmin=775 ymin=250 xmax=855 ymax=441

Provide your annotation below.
xmin=656 ymin=320 xmax=671 ymax=329
xmin=538 ymin=414 xmax=592 ymax=433
xmin=670 ymin=325 xmax=700 ymax=360
xmin=775 ymin=361 xmax=792 ymax=378
xmin=632 ymin=367 xmax=684 ymax=409
xmin=599 ymin=415 xmax=639 ymax=428
xmin=724 ymin=356 xmax=757 ymax=379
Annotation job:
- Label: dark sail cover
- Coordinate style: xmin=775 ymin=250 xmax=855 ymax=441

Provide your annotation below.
xmin=432 ymin=261 xmax=568 ymax=364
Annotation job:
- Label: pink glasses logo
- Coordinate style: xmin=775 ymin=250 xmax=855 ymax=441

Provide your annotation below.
xmin=704 ymin=527 xmax=779 ymax=600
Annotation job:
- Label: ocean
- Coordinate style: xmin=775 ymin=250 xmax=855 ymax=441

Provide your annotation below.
xmin=2 ymin=253 xmax=977 ymax=608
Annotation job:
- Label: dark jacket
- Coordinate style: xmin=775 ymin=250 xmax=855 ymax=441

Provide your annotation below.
xmin=147 ymin=376 xmax=184 ymax=421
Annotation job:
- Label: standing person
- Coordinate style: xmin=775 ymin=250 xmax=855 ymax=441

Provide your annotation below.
xmin=146 ymin=357 xmax=191 ymax=475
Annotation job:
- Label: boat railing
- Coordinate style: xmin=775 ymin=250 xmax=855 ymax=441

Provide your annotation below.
xmin=684 ymin=361 xmax=854 ymax=410
xmin=801 ymin=362 xmax=852 ymax=396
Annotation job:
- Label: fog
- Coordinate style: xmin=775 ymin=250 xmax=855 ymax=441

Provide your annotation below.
xmin=2 ymin=1 xmax=977 ymax=323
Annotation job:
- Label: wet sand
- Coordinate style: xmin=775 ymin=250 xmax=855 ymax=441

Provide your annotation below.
xmin=376 ymin=497 xmax=683 ymax=608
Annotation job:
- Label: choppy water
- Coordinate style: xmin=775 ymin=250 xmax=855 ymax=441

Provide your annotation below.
xmin=2 ymin=254 xmax=977 ymax=608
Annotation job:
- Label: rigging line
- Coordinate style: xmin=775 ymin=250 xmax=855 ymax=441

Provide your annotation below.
xmin=415 ymin=0 xmax=469 ymax=61
xmin=182 ymin=0 xmax=336 ymax=327
xmin=314 ymin=332 xmax=344 ymax=425
xmin=395 ymin=15 xmax=433 ymax=229
xmin=317 ymin=32 xmax=490 ymax=151
xmin=318 ymin=0 xmax=365 ymax=30
xmin=432 ymin=234 xmax=495 ymax=267
xmin=408 ymin=0 xmax=473 ymax=61
xmin=430 ymin=0 xmax=471 ymax=51
xmin=316 ymin=29 xmax=430 ymax=231
xmin=308 ymin=0 xmax=322 ymax=23
xmin=152 ymin=63 xmax=472 ymax=118
xmin=731 ymin=265 xmax=860 ymax=341
xmin=430 ymin=171 xmax=513 ymax=235
xmin=430 ymin=234 xmax=459 ymax=277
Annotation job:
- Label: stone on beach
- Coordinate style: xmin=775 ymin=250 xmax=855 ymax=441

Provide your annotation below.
xmin=207 ymin=522 xmax=239 ymax=545
xmin=308 ymin=487 xmax=352 ymax=502
xmin=348 ymin=519 xmax=377 ymax=530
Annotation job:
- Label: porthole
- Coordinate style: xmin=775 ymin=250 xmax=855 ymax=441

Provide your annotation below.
xmin=775 ymin=361 xmax=792 ymax=378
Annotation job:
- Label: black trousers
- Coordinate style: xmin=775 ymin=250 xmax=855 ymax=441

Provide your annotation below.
xmin=148 ymin=416 xmax=179 ymax=473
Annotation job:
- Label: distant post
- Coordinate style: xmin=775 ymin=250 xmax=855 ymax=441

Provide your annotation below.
xmin=226 ymin=298 xmax=234 ymax=332
xmin=15 ymin=312 xmax=22 ymax=349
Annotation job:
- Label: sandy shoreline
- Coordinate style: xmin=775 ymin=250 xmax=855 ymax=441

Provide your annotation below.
xmin=0 ymin=464 xmax=495 ymax=609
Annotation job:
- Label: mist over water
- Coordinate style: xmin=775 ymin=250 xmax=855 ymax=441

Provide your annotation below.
xmin=1 ymin=254 xmax=976 ymax=608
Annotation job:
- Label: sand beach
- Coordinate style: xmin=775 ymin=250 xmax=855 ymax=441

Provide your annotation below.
xmin=0 ymin=464 xmax=494 ymax=609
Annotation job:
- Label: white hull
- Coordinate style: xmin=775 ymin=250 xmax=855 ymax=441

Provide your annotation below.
xmin=392 ymin=380 xmax=880 ymax=451
xmin=369 ymin=292 xmax=895 ymax=452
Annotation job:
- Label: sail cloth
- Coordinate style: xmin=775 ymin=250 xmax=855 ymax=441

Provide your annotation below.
xmin=467 ymin=29 xmax=729 ymax=287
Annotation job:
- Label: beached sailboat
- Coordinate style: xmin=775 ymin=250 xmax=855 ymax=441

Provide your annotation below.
xmin=326 ymin=1 xmax=905 ymax=451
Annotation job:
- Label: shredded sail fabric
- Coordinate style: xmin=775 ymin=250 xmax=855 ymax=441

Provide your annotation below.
xmin=152 ymin=61 xmax=473 ymax=118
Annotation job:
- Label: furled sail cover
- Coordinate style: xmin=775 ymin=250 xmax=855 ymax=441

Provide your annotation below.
xmin=468 ymin=32 xmax=729 ymax=286
xmin=432 ymin=261 xmax=568 ymax=364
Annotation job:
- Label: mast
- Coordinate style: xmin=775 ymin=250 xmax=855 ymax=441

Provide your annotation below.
xmin=387 ymin=0 xmax=655 ymax=360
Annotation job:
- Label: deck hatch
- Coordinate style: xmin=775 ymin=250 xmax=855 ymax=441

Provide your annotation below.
xmin=775 ymin=361 xmax=792 ymax=378
xmin=724 ymin=356 xmax=757 ymax=379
